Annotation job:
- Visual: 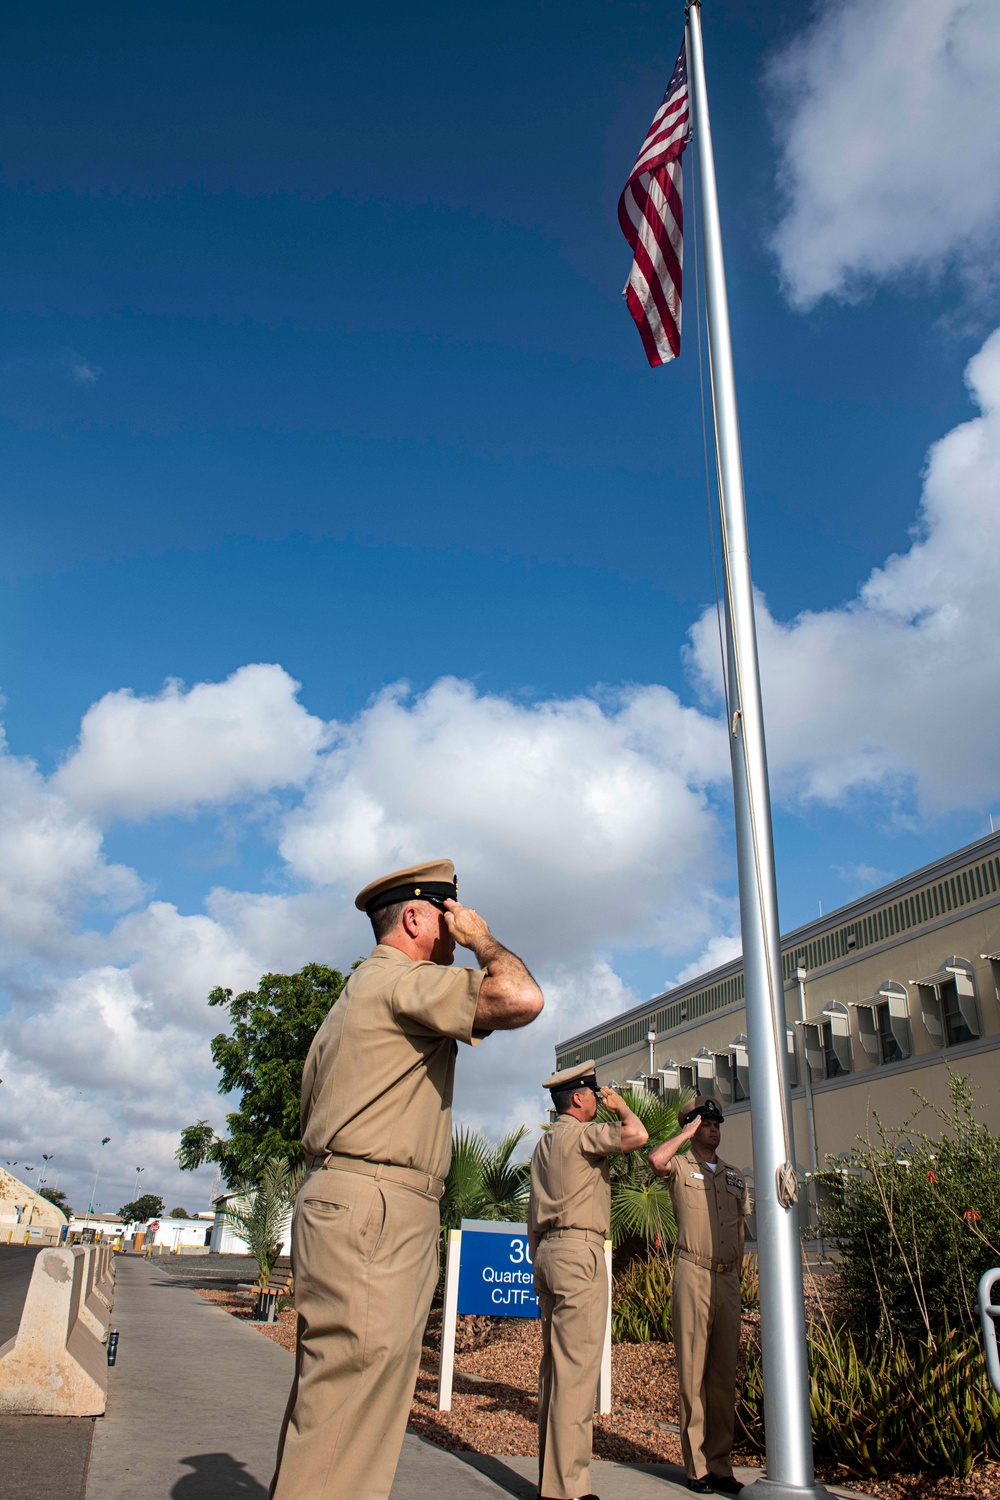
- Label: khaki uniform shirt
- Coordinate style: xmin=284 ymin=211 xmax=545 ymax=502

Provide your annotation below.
xmin=299 ymin=944 xmax=487 ymax=1182
xmin=528 ymin=1115 xmax=623 ymax=1237
xmin=663 ymin=1153 xmax=748 ymax=1270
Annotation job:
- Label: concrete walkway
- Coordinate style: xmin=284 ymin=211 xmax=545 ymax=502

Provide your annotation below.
xmin=85 ymin=1258 xmax=510 ymax=1500
xmin=86 ymin=1259 xmax=858 ymax=1500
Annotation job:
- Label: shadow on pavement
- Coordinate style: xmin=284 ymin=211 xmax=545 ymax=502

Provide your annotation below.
xmin=171 ymin=1452 xmax=268 ymax=1498
xmin=452 ymin=1452 xmax=537 ymax=1498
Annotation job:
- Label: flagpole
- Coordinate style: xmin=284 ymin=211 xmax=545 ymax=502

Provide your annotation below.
xmin=684 ymin=6 xmax=829 ymax=1499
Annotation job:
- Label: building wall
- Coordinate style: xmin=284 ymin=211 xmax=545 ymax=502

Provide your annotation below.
xmin=1 ymin=1169 xmax=68 ymax=1229
xmin=556 ymin=835 xmax=1000 ymax=1194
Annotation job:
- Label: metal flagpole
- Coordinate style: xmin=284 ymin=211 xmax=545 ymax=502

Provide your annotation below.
xmin=684 ymin=6 xmax=830 ymax=1500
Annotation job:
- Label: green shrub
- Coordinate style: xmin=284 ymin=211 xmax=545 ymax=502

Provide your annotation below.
xmin=612 ymin=1253 xmax=672 ymax=1344
xmin=814 ymin=1072 xmax=1000 ymax=1342
xmin=740 ymin=1252 xmax=759 ymax=1312
xmin=737 ymin=1322 xmax=1000 ymax=1479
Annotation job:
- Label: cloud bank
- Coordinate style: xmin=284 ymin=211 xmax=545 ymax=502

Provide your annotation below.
xmin=767 ymin=0 xmax=1000 ymax=305
xmin=2 ymin=323 xmax=1000 ymax=1213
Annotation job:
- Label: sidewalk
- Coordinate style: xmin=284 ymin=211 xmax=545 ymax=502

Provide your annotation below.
xmin=84 ymin=1259 xmax=837 ymax=1500
xmin=85 ymin=1258 xmax=511 ymax=1499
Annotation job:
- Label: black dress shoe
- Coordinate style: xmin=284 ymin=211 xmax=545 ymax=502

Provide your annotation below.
xmin=687 ymin=1480 xmax=713 ymax=1493
xmin=710 ymin=1478 xmax=744 ymax=1496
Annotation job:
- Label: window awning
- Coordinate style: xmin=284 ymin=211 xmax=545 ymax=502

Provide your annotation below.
xmin=981 ymin=951 xmax=1000 ymax=962
xmin=910 ymin=966 xmax=962 ymax=989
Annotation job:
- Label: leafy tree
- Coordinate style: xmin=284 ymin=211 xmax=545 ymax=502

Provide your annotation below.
xmin=602 ymin=1086 xmax=690 ymax=1258
xmin=40 ymin=1187 xmax=72 ymax=1218
xmin=441 ymin=1126 xmax=532 ymax=1229
xmin=176 ymin=964 xmax=350 ymax=1184
xmin=815 ymin=1071 xmax=1000 ymax=1342
xmin=168 ymin=1206 xmax=191 ymax=1219
xmin=119 ymin=1193 xmax=165 ymax=1224
xmin=176 ymin=1121 xmax=217 ymax=1172
xmin=223 ymin=1156 xmax=305 ymax=1292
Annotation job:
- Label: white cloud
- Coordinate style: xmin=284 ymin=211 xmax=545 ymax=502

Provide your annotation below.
xmin=689 ymin=325 xmax=1000 ymax=813
xmin=279 ymin=676 xmax=730 ymax=965
xmin=6 ymin=320 xmax=1000 ymax=1209
xmin=0 ymin=727 xmax=142 ymax=962
xmin=767 ymin=0 xmax=1000 ymax=305
xmin=55 ymin=663 xmax=327 ymax=822
xmin=451 ymin=959 xmax=642 ymax=1149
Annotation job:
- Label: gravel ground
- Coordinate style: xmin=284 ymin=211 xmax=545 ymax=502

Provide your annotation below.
xmin=194 ymin=1290 xmax=1000 ymax=1500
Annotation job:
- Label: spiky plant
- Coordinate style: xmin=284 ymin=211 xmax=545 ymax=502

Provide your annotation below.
xmin=602 ymin=1086 xmax=692 ymax=1256
xmin=441 ymin=1126 xmax=531 ymax=1229
xmin=223 ymin=1155 xmax=305 ymax=1289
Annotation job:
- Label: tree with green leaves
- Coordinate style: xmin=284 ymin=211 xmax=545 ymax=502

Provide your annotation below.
xmin=602 ymin=1086 xmax=690 ymax=1257
xmin=168 ymin=1206 xmax=191 ymax=1218
xmin=223 ymin=1155 xmax=305 ymax=1293
xmin=441 ymin=1126 xmax=532 ymax=1229
xmin=119 ymin=1192 xmax=165 ymax=1224
xmin=176 ymin=964 xmax=350 ymax=1184
xmin=40 ymin=1187 xmax=72 ymax=1218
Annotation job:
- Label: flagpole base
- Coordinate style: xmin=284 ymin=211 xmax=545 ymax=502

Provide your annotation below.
xmin=739 ymin=1480 xmax=836 ymax=1500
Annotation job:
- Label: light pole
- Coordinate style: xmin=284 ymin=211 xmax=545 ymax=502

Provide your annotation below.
xmin=30 ymin=1154 xmax=56 ymax=1229
xmin=84 ymin=1138 xmax=112 ymax=1234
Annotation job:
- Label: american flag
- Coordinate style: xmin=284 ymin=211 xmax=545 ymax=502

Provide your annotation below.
xmin=618 ymin=42 xmax=691 ymax=367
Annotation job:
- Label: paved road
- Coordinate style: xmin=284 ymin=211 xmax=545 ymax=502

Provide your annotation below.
xmin=0 ymin=1246 xmax=43 ymax=1347
xmin=131 ymin=1253 xmax=260 ymax=1283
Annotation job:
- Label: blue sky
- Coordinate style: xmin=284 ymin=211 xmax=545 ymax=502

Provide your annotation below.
xmin=2 ymin=0 xmax=999 ymax=1213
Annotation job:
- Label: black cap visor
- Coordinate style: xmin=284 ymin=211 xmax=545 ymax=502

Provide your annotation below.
xmin=365 ymin=880 xmax=457 ymax=915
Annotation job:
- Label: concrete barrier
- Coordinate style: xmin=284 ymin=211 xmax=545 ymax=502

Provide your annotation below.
xmin=0 ymin=1246 xmax=109 ymax=1415
xmin=78 ymin=1247 xmax=112 ymax=1342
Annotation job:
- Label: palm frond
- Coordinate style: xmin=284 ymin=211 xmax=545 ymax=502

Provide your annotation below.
xmin=609 ymin=1179 xmax=676 ymax=1249
xmin=223 ymin=1153 xmax=303 ymax=1285
xmin=443 ymin=1124 xmax=532 ymax=1227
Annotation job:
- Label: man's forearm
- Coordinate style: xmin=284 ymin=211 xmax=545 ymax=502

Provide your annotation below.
xmin=615 ymin=1101 xmax=649 ymax=1152
xmin=647 ymin=1134 xmax=687 ymax=1175
xmin=472 ymin=942 xmax=544 ymax=1030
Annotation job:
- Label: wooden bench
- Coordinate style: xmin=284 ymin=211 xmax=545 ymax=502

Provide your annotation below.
xmin=237 ymin=1257 xmax=293 ymax=1323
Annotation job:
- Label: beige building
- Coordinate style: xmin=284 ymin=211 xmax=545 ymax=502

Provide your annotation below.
xmin=554 ymin=832 xmax=1000 ymax=1205
xmin=0 ymin=1167 xmax=68 ymax=1235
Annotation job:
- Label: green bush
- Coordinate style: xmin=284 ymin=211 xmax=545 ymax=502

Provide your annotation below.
xmin=612 ymin=1254 xmax=672 ymax=1344
xmin=740 ymin=1252 xmax=759 ymax=1312
xmin=814 ymin=1072 xmax=1000 ymax=1341
xmin=737 ymin=1321 xmax=1000 ymax=1479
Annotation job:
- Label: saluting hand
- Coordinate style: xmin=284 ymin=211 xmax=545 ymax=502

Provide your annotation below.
xmin=443 ymin=899 xmax=497 ymax=957
xmin=599 ymin=1087 xmax=626 ymax=1113
xmin=678 ymin=1113 xmax=703 ymax=1141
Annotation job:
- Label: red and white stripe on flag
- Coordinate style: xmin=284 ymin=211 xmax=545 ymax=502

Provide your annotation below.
xmin=618 ymin=41 xmax=690 ymax=367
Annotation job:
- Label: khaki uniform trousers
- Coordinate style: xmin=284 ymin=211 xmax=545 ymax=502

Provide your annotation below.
xmin=270 ymin=1164 xmax=441 ymax=1500
xmin=534 ymin=1232 xmax=608 ymax=1500
xmin=671 ymin=1256 xmax=741 ymax=1480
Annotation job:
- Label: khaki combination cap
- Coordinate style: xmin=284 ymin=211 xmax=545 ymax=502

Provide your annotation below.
xmin=354 ymin=858 xmax=458 ymax=917
xmin=543 ymin=1059 xmax=599 ymax=1094
xmin=679 ymin=1093 xmax=725 ymax=1125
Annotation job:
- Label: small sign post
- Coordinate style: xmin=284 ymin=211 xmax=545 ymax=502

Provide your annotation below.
xmin=436 ymin=1220 xmax=612 ymax=1414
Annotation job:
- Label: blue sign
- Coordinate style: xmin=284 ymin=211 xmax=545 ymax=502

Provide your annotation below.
xmin=456 ymin=1219 xmax=539 ymax=1317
